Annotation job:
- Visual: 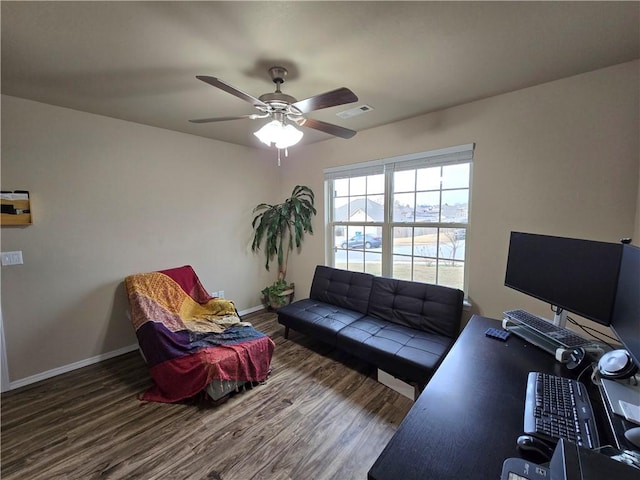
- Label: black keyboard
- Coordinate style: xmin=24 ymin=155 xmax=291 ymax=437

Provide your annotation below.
xmin=524 ymin=372 xmax=600 ymax=449
xmin=504 ymin=309 xmax=592 ymax=348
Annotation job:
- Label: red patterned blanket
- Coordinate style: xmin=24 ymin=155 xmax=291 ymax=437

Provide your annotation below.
xmin=125 ymin=265 xmax=274 ymax=403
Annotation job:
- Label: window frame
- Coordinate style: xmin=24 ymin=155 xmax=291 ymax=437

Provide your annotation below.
xmin=324 ymin=144 xmax=474 ymax=293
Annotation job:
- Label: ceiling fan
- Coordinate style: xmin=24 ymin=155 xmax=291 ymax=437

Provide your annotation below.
xmin=189 ymin=66 xmax=359 ymax=153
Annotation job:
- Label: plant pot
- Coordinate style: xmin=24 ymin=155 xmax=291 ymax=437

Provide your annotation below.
xmin=263 ymin=283 xmax=295 ymax=310
xmin=270 ymin=286 xmax=294 ymax=310
xmin=278 ymin=287 xmax=295 ymax=305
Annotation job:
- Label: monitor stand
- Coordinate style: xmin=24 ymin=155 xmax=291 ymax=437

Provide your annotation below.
xmin=501 ymin=321 xmax=563 ymax=356
xmin=552 ymin=307 xmax=568 ymax=328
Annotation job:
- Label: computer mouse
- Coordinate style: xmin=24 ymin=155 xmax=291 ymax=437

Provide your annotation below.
xmin=624 ymin=427 xmax=640 ymax=449
xmin=516 ymin=435 xmax=554 ymax=460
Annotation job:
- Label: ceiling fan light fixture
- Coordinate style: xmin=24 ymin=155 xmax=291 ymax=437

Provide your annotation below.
xmin=253 ymin=119 xmax=303 ymax=149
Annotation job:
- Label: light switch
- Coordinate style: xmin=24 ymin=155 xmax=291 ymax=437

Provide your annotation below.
xmin=1 ymin=251 xmax=23 ymax=266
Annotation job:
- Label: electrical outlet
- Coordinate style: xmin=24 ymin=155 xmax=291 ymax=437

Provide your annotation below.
xmin=1 ymin=251 xmax=23 ymax=266
xmin=219 ymin=290 xmax=225 ymax=299
xmin=210 ymin=291 xmax=218 ymax=298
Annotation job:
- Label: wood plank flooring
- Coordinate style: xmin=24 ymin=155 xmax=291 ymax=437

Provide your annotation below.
xmin=1 ymin=311 xmax=413 ymax=480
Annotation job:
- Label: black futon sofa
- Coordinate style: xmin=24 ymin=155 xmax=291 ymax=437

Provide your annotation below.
xmin=277 ymin=265 xmax=464 ymax=388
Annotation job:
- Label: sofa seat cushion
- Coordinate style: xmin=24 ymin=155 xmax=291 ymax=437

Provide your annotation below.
xmin=277 ymin=299 xmax=366 ymax=346
xmin=336 ymin=316 xmax=454 ymax=383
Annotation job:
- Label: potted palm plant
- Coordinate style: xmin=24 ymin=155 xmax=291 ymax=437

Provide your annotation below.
xmin=251 ymin=185 xmax=317 ymax=309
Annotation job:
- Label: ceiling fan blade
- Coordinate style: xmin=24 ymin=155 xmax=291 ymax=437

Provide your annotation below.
xmin=196 ymin=75 xmax=268 ymax=108
xmin=300 ymin=118 xmax=357 ymax=139
xmin=292 ymin=87 xmax=358 ymax=114
xmin=189 ymin=114 xmax=256 ymax=124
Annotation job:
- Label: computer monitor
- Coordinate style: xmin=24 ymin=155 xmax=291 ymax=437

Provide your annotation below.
xmin=610 ymin=243 xmax=640 ymax=369
xmin=504 ymin=232 xmax=623 ymax=327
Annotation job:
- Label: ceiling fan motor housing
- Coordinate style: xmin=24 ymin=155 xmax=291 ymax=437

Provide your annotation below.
xmin=260 ymin=66 xmax=299 ymax=111
xmin=258 ymin=92 xmax=298 ymax=108
xmin=268 ymin=66 xmax=288 ymax=84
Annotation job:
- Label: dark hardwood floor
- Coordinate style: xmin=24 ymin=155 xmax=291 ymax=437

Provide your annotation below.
xmin=1 ymin=310 xmax=413 ymax=479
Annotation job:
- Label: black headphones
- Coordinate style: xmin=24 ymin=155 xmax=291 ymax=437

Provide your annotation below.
xmin=597 ymin=349 xmax=638 ymax=380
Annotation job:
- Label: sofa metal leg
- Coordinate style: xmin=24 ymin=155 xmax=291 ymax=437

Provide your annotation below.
xmin=284 ymin=326 xmax=290 ymax=339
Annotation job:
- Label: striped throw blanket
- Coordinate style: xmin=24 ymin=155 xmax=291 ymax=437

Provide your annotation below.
xmin=125 ymin=265 xmax=275 ymax=403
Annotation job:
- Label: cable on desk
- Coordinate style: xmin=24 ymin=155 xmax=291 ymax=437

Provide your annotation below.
xmin=576 ymin=362 xmax=596 ymax=383
xmin=547 ymin=306 xmax=619 ymax=349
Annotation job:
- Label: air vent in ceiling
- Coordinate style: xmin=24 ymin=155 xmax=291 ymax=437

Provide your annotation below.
xmin=336 ymin=104 xmax=374 ymax=119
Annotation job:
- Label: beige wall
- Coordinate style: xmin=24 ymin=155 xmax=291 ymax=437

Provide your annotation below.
xmin=1 ymin=95 xmax=279 ymax=382
xmin=281 ymin=60 xmax=639 ymax=330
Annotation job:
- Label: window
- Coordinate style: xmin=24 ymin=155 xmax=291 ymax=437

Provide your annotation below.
xmin=325 ymin=144 xmax=473 ymax=291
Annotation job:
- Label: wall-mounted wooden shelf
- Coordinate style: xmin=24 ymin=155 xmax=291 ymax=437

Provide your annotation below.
xmin=1 ymin=192 xmax=32 ymax=226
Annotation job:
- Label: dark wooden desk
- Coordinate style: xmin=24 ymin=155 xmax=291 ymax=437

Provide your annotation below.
xmin=368 ymin=315 xmax=621 ymax=479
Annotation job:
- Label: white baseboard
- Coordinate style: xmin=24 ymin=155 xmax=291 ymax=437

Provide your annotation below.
xmin=6 ymin=304 xmax=268 ymax=391
xmin=239 ymin=304 xmax=266 ymax=316
xmin=8 ymin=343 xmax=140 ymax=391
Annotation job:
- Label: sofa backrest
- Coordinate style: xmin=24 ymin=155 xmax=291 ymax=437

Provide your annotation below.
xmin=310 ymin=265 xmax=373 ymax=314
xmin=368 ymin=276 xmax=464 ymax=338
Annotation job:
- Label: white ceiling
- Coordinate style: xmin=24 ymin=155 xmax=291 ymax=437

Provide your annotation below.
xmin=2 ymin=1 xmax=638 ymax=149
